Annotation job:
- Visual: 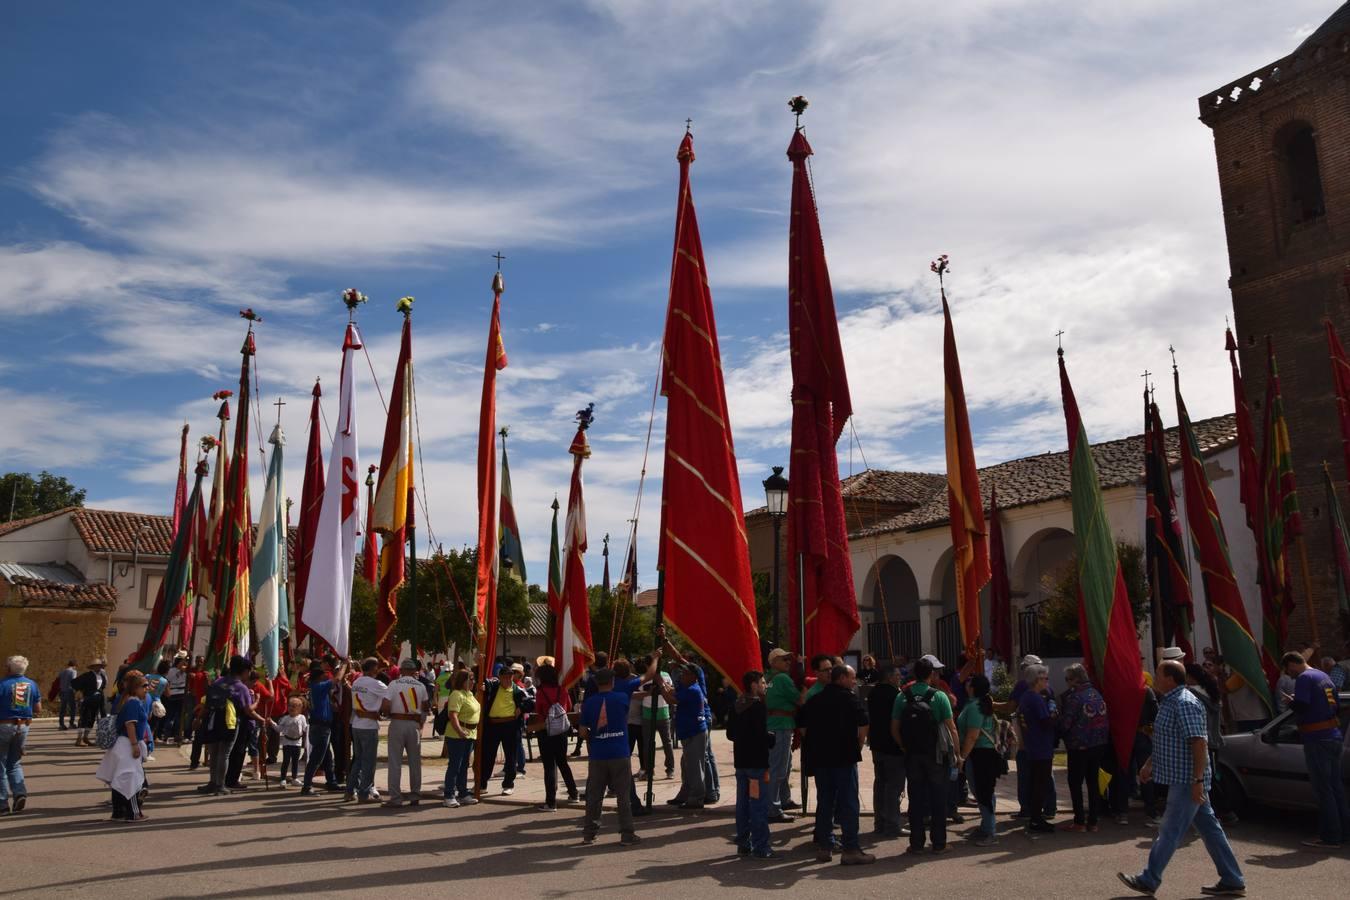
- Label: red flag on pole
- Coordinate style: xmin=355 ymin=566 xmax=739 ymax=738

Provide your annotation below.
xmin=936 ymin=258 xmax=990 ymax=664
xmin=1327 ymin=320 xmax=1350 ymax=480
xmin=987 ymin=488 xmax=1013 ymax=665
xmin=783 ymin=125 xmax=857 ymax=659
xmin=658 ymin=130 xmax=761 ymax=689
xmin=475 ymin=272 xmax=508 ymax=666
xmin=557 ymin=409 xmax=596 ymax=690
xmin=374 ymin=300 xmax=416 ymax=664
xmin=291 ymin=380 xmax=325 ymax=648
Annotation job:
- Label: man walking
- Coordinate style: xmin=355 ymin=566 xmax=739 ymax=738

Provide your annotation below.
xmin=57 ymin=659 xmax=78 ymax=731
xmin=71 ymin=659 xmax=108 ymax=746
xmin=800 ymin=664 xmax=874 ymax=865
xmin=348 ymin=658 xmax=385 ymax=803
xmin=578 ymin=668 xmax=639 ymax=846
xmin=382 ymin=658 xmax=429 ymax=807
xmin=893 ymin=655 xmax=959 ymax=854
xmin=764 ymin=648 xmax=799 ymax=821
xmin=0 ymin=655 xmax=40 ymax=815
xmin=1281 ymin=651 xmax=1350 ymax=849
xmin=867 ymin=661 xmax=905 ymax=838
xmin=1117 ymin=660 xmax=1245 ymax=897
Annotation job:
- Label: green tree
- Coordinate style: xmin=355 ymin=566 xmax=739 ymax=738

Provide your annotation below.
xmin=588 ymin=585 xmax=655 ymax=661
xmin=752 ymin=571 xmax=777 ymax=646
xmin=1039 ymin=540 xmax=1149 ymax=646
xmin=392 ymin=546 xmax=533 ymax=659
xmin=348 ymin=573 xmax=378 ymax=656
xmin=2 ymin=470 xmax=86 ymax=521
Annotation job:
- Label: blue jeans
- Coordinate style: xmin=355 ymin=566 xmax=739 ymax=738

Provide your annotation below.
xmin=303 ymin=722 xmax=336 ymax=788
xmin=703 ymin=729 xmax=720 ymax=801
xmin=735 ymin=768 xmax=771 ymax=854
xmin=1305 ymin=739 xmax=1350 ymax=844
xmin=768 ymin=728 xmax=793 ymax=816
xmin=813 ymin=766 xmax=861 ymax=851
xmin=0 ymin=723 xmax=28 ymax=803
xmin=444 ymin=737 xmax=473 ymax=798
xmin=59 ymin=691 xmax=78 ymax=727
xmin=349 ymin=728 xmax=379 ymax=798
xmin=1136 ymin=784 xmax=1244 ymax=891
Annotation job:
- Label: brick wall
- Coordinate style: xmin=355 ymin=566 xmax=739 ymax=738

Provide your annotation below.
xmin=1205 ymin=42 xmax=1350 ymax=653
xmin=0 ymin=592 xmax=112 ymax=715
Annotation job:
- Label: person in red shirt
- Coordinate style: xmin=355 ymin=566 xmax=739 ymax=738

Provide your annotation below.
xmin=268 ymin=671 xmax=291 ymax=766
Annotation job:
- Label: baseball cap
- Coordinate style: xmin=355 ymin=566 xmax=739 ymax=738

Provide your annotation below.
xmin=920 ymin=653 xmax=944 ymax=669
xmin=767 ymin=648 xmax=791 ymax=664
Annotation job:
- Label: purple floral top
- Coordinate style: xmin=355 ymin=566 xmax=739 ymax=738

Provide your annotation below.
xmin=1058 ymin=682 xmax=1110 ymax=750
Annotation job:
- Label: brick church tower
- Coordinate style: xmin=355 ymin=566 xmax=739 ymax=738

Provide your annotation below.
xmin=1201 ymin=3 xmax=1350 ymax=651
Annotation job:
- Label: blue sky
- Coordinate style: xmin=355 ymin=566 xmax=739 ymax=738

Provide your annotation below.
xmin=0 ymin=1 xmax=1336 ymax=587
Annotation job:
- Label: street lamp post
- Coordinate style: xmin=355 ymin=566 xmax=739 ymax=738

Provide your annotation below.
xmin=762 ymin=466 xmax=789 ymax=648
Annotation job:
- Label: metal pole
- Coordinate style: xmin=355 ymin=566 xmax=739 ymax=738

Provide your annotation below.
xmin=797 ymin=552 xmax=808 ymax=815
xmin=771 ymin=516 xmax=782 ymax=645
xmin=645 ymin=569 xmax=665 ymax=811
xmin=409 ymin=512 xmax=418 ymax=661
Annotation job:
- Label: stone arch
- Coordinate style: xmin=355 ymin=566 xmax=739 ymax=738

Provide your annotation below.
xmin=1011 ymin=526 xmax=1075 ymax=607
xmin=861 ymin=554 xmax=922 ymax=660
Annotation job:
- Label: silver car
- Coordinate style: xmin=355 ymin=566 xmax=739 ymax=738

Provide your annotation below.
xmin=1215 ymin=692 xmax=1350 ymax=812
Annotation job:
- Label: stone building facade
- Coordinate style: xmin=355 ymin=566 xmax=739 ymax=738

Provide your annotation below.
xmin=0 ymin=566 xmax=117 ymax=706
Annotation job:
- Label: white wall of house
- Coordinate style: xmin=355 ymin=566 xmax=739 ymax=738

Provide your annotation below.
xmin=849 ymin=443 xmax=1261 ymax=673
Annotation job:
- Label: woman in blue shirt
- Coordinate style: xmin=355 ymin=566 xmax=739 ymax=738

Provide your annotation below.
xmin=96 ymin=671 xmax=150 ymax=822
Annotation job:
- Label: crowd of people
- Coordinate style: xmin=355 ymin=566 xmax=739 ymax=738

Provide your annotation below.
xmin=1 ymin=634 xmax=1346 ymax=894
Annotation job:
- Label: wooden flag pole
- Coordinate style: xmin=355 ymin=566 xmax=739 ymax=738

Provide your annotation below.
xmin=1295 ymin=536 xmax=1321 ymax=648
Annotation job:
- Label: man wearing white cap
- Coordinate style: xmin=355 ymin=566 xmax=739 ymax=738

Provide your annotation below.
xmin=764 ymin=648 xmax=799 ymax=821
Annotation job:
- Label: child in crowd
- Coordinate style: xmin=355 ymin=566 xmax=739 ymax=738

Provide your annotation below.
xmin=276 ymin=697 xmax=308 ymax=787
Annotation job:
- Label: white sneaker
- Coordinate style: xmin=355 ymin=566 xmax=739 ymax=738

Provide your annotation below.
xmin=145 ymin=755 xmax=156 ymax=762
xmin=502 ymin=787 xmax=514 ymax=796
xmin=443 ymin=797 xmax=460 ymax=808
xmin=461 ymin=796 xmax=479 ymax=805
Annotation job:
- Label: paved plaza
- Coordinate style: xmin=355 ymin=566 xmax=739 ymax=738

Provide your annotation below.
xmin=3 ymin=720 xmax=1347 ymax=898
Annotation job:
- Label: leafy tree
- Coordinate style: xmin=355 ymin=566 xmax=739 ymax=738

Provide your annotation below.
xmin=588 ymin=585 xmax=655 ymax=661
xmin=2 ymin=471 xmax=86 ymax=520
xmin=752 ymin=571 xmax=778 ymax=646
xmin=348 ymin=573 xmax=378 ymax=656
xmin=392 ymin=546 xmax=533 ymax=659
xmin=1039 ymin=541 xmax=1149 ymax=647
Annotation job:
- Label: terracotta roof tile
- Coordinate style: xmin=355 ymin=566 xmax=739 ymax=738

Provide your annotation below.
xmin=841 ymin=469 xmax=947 ymax=505
xmin=2 ymin=575 xmax=118 ymax=610
xmin=68 ymin=508 xmax=297 ymax=558
xmin=851 ymin=413 xmax=1236 ymax=538
xmin=0 ymin=506 xmax=79 ymax=538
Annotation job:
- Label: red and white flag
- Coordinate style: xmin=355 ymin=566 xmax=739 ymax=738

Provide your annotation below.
xmin=302 ymin=322 xmax=362 ymax=656
xmin=557 ymin=412 xmax=595 ymax=690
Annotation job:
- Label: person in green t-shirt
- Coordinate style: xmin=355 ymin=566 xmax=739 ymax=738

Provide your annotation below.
xmin=890 ymin=656 xmax=958 ymax=853
xmin=957 ymin=673 xmax=1004 ymax=846
xmin=765 ymin=648 xmax=801 ymax=819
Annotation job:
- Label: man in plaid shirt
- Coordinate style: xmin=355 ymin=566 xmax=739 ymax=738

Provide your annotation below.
xmin=1118 ymin=660 xmax=1245 ymax=897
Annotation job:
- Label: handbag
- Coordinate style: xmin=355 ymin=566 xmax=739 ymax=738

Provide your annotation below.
xmin=95 ymin=709 xmax=121 ymax=750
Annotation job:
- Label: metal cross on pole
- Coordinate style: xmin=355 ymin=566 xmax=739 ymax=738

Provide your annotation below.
xmin=273 ymin=396 xmax=286 ymax=424
xmin=493 ymin=251 xmax=506 ymax=271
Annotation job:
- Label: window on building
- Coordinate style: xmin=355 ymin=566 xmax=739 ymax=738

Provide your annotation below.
xmin=1277 ymin=123 xmax=1326 ymax=225
xmin=140 ymin=570 xmax=165 ymax=609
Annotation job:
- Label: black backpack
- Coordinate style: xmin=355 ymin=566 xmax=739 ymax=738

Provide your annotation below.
xmin=898 ymin=686 xmax=939 ymax=757
xmin=203 ymin=682 xmax=236 ymax=737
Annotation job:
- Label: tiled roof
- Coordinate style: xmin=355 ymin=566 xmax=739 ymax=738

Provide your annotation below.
xmin=505 ymin=602 xmax=550 ymax=637
xmin=1 ymin=575 xmax=118 ymax=610
xmin=66 ymin=508 xmax=298 ymax=558
xmin=851 ymin=412 xmax=1236 ymax=539
xmin=841 ymin=469 xmax=947 ymax=505
xmin=0 ymin=506 xmax=77 ymax=538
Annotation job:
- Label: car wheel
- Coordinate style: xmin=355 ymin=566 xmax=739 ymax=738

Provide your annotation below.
xmin=1216 ymin=765 xmax=1246 ymax=817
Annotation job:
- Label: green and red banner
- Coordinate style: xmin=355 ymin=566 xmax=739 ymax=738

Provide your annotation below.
xmin=474 ymin=274 xmax=508 ymax=666
xmin=1324 ymin=464 xmax=1350 ymax=618
xmin=1225 ymin=329 xmax=1261 ymax=530
xmin=1257 ymin=339 xmax=1300 ymax=667
xmin=1175 ymin=368 xmax=1275 ymax=714
xmin=1058 ymin=349 xmax=1144 ymax=770
xmin=291 ymin=380 xmax=325 ymax=649
xmin=499 ymin=437 xmax=526 ymax=584
xmin=207 ymin=327 xmax=256 ymax=669
xmin=1328 ymin=321 xmax=1350 ymax=481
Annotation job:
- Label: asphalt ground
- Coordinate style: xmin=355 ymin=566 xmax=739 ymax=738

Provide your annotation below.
xmin=3 ymin=719 xmax=1347 ymax=899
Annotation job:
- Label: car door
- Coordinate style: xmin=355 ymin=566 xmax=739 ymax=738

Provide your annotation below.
xmin=1244 ymin=712 xmax=1313 ymax=808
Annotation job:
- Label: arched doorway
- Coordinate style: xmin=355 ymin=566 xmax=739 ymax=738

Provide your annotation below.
xmin=864 ymin=555 xmax=921 ymax=662
xmin=1010 ymin=526 xmax=1075 ymax=659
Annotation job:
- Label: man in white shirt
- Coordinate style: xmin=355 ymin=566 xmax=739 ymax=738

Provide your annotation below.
xmin=348 ymin=658 xmax=386 ymax=803
xmin=165 ymin=656 xmax=189 ymax=742
xmin=381 ymin=659 xmax=430 ymax=807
